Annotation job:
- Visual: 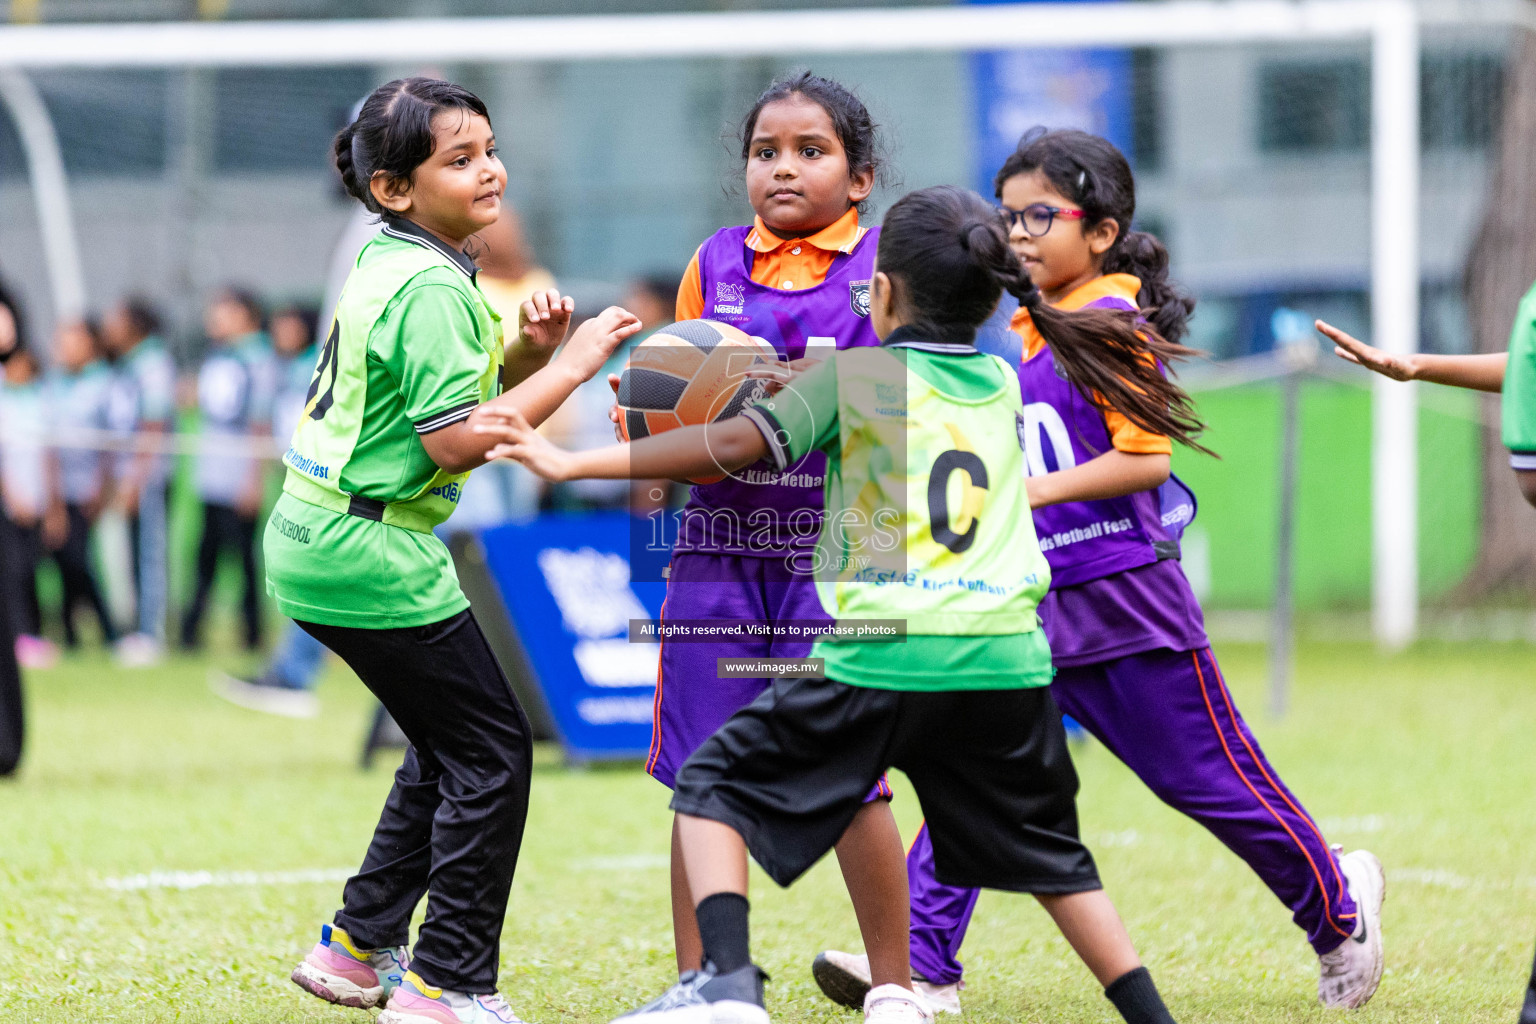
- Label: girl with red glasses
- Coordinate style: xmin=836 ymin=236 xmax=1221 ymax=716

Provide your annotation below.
xmin=814 ymin=127 xmax=1386 ymax=1014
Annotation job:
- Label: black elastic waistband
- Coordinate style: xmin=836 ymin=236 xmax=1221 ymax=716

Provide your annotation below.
xmin=347 ymin=494 xmax=386 ymax=522
xmin=1152 ymin=540 xmax=1181 ymax=561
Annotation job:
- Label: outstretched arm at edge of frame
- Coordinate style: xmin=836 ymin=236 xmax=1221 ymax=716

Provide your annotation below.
xmin=1320 ymin=319 xmax=1506 ymax=392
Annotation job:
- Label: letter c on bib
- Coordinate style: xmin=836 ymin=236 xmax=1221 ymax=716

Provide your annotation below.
xmin=929 ymin=449 xmax=989 ymax=554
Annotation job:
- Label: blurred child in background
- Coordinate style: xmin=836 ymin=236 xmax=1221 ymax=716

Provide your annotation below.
xmin=545 ymin=273 xmax=680 ymax=512
xmin=102 ymin=296 xmax=176 ymax=665
xmin=0 ymin=280 xmax=27 ymax=775
xmin=0 ymin=343 xmax=59 ymax=668
xmin=212 ymin=303 xmax=325 ymax=716
xmin=46 ymin=318 xmax=118 ymax=651
xmin=453 ymin=205 xmax=558 ymax=530
xmin=181 ymin=288 xmax=275 ymax=652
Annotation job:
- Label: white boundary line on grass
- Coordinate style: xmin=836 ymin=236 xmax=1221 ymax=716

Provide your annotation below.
xmin=100 ymin=868 xmax=354 ymax=891
xmin=101 ymin=858 xmax=675 ymax=890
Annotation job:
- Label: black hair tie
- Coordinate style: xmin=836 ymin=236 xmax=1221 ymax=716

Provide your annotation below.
xmin=959 ymin=219 xmax=996 ymax=252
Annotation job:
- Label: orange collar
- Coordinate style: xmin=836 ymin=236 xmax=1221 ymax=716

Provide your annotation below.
xmin=745 ymin=207 xmax=866 ymax=255
xmin=1055 ymin=273 xmax=1141 ymax=311
xmin=1011 ymin=273 xmax=1143 ymax=356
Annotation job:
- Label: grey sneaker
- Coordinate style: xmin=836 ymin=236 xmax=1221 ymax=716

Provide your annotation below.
xmin=614 ymin=962 xmax=769 ymax=1024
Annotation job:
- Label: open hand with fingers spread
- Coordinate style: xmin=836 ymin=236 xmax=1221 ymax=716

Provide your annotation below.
xmin=517 ymin=289 xmax=576 ymax=354
xmin=475 ymin=405 xmax=574 ymax=481
xmin=1318 ymin=320 xmax=1415 ymax=381
xmin=1320 ymin=318 xmax=1506 ymax=391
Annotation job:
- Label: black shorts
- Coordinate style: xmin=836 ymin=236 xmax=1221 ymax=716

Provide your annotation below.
xmin=670 ymin=677 xmax=1100 ymax=894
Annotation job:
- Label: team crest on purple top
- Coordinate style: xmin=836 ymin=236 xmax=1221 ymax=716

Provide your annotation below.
xmin=849 ymin=280 xmax=871 ymax=317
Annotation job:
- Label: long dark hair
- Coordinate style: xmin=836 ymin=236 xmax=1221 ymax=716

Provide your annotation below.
xmin=879 ymin=185 xmax=1210 ymax=454
xmin=738 ymin=71 xmax=885 ymax=214
xmin=333 ymin=77 xmax=492 ymax=217
xmin=994 ymin=127 xmax=1194 ymax=347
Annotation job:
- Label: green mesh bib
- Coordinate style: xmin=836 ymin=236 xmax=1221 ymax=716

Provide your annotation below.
xmin=816 ymin=346 xmax=1050 ymax=635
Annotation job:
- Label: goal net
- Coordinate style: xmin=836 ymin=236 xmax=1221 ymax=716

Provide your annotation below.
xmin=0 ymin=1 xmax=1529 ymax=646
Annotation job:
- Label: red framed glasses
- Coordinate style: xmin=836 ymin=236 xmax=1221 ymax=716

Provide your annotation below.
xmin=999 ymin=203 xmax=1087 ymax=237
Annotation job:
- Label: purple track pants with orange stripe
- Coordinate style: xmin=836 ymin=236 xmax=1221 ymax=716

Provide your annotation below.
xmin=908 ymin=646 xmax=1358 ymax=985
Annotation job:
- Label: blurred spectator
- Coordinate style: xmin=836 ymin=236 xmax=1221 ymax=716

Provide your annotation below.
xmin=1 ymin=345 xmax=60 ymax=669
xmin=211 ymin=303 xmax=325 ymax=718
xmin=102 ymin=296 xmax=176 ymax=666
xmin=180 ymin=288 xmax=274 ymax=652
xmin=267 ymin=304 xmax=319 ymax=448
xmin=46 ymin=318 xmax=118 ymax=650
xmin=0 ymin=280 xmax=26 ymax=774
xmin=450 ymin=207 xmax=557 ymax=532
xmin=543 ymin=273 xmax=681 ymax=513
xmin=473 ymin=206 xmax=557 ymax=311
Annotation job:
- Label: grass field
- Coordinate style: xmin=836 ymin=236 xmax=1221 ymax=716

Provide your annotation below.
xmin=2 ymin=637 xmax=1533 ymax=1023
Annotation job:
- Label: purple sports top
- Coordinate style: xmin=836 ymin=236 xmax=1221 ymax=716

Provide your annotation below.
xmin=675 ymin=224 xmax=880 ymax=557
xmin=1014 ymin=278 xmax=1209 ymax=666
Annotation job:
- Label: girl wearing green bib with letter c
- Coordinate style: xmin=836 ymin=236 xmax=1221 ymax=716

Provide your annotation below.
xmin=274 ymin=78 xmax=640 ymax=1024
xmin=477 ymin=186 xmax=1193 ymax=1024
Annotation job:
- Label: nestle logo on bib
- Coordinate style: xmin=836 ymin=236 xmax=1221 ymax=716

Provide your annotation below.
xmin=713 ymin=282 xmax=745 ymax=316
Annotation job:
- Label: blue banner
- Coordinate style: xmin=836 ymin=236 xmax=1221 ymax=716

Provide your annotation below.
xmin=479 ymin=513 xmax=667 ymax=762
xmin=968 ymin=2 xmax=1134 ymax=197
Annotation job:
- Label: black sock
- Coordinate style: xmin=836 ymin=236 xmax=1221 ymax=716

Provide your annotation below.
xmin=1104 ymin=967 xmax=1177 ymax=1024
xmin=695 ymin=892 xmax=751 ymax=974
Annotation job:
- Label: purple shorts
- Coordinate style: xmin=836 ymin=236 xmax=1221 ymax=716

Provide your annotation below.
xmin=647 ymin=551 xmax=893 ymax=806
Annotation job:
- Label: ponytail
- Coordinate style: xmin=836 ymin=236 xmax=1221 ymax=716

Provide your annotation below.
xmin=1025 ymin=299 xmax=1212 ymax=456
xmin=1102 ymin=229 xmax=1196 ymax=347
xmin=881 ymin=185 xmax=1211 ymax=456
xmin=988 ymin=230 xmax=1210 ymax=456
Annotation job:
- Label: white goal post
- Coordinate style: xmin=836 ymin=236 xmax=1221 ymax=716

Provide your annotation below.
xmin=3 ymin=0 xmax=1534 ymax=647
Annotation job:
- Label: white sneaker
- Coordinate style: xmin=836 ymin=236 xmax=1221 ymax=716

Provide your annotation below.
xmin=812 ymin=952 xmax=962 ymax=1015
xmin=1318 ymin=848 xmax=1385 ymax=1009
xmin=210 ymin=670 xmax=320 ymax=719
xmin=377 ymin=970 xmax=529 ymax=1024
xmin=864 ymin=984 xmax=933 ymax=1024
xmin=114 ymin=632 xmax=163 ymax=668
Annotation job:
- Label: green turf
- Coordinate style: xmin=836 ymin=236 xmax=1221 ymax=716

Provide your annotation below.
xmin=1171 ymin=380 xmax=1482 ymax=609
xmin=1 ymin=639 xmax=1532 ymax=1023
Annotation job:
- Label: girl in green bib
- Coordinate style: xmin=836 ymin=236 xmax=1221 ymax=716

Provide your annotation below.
xmin=477 ymin=185 xmax=1196 ymax=1024
xmin=274 ymin=78 xmax=640 ymax=1024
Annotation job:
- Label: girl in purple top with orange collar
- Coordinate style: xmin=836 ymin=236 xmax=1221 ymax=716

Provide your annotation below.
xmin=611 ymin=72 xmax=912 ymax=1003
xmin=813 ymin=129 xmax=1386 ymax=1013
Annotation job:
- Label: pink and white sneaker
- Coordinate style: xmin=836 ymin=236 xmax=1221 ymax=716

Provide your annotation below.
xmin=15 ymin=635 xmax=58 ymax=669
xmin=290 ymin=923 xmax=410 ymax=1009
xmin=378 ymin=970 xmax=528 ymax=1024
